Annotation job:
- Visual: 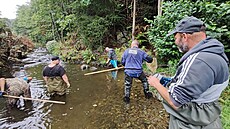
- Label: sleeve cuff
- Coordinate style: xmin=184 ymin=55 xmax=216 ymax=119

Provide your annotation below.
xmin=169 ymin=94 xmax=182 ymax=107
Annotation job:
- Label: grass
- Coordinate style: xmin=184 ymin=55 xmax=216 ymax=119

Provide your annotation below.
xmin=220 ymin=81 xmax=230 ymax=129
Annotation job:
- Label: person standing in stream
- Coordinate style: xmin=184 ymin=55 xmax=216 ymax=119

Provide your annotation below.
xmin=42 ymin=56 xmax=70 ymax=96
xmin=121 ymin=40 xmax=153 ymax=104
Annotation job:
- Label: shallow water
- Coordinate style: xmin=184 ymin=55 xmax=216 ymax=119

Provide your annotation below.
xmin=0 ymin=49 xmax=168 ymax=129
xmin=0 ymin=63 xmax=125 ymax=129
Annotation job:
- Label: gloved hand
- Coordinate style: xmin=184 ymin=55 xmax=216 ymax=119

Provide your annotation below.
xmin=153 ymin=73 xmax=172 ymax=87
xmin=160 ymin=77 xmax=172 ymax=87
xmin=0 ymin=91 xmax=6 ymax=97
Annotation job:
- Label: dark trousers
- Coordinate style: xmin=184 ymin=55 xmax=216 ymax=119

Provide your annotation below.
xmin=124 ymin=72 xmax=149 ymax=98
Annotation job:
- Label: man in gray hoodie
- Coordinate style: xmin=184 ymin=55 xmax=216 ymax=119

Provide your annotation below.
xmin=148 ymin=16 xmax=229 ymax=129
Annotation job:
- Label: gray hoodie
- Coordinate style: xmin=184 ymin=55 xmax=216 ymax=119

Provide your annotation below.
xmin=168 ymin=37 xmax=229 ymax=107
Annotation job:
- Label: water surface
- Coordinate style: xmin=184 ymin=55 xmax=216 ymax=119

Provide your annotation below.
xmin=0 ymin=49 xmax=168 ymax=129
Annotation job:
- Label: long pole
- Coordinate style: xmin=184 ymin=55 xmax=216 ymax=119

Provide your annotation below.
xmin=3 ymin=95 xmax=65 ymax=105
xmin=84 ymin=67 xmax=124 ymax=76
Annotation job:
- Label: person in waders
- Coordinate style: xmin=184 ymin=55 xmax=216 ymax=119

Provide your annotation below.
xmin=148 ymin=16 xmax=229 ymax=129
xmin=0 ymin=77 xmax=32 ymax=107
xmin=42 ymin=56 xmax=70 ymax=96
xmin=105 ymin=47 xmax=118 ymax=80
xmin=105 ymin=47 xmax=118 ymax=68
xmin=121 ymin=40 xmax=153 ymax=104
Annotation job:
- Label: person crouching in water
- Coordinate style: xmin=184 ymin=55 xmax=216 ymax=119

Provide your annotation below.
xmin=0 ymin=77 xmax=32 ymax=107
xmin=42 ymin=56 xmax=70 ymax=96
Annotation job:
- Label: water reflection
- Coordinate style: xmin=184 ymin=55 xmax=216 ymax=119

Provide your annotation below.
xmin=111 ymin=70 xmax=118 ymax=80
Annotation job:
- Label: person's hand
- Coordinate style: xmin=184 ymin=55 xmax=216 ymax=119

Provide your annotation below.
xmin=147 ymin=76 xmax=160 ymax=88
xmin=67 ymin=83 xmax=70 ymax=88
xmin=0 ymin=91 xmax=6 ymax=97
xmin=152 ymin=73 xmax=172 ymax=87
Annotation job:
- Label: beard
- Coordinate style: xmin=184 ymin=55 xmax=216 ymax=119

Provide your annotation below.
xmin=177 ymin=40 xmax=189 ymax=53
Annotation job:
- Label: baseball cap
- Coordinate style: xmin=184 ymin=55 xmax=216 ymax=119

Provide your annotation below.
xmin=51 ymin=56 xmax=60 ymax=61
xmin=167 ymin=16 xmax=205 ymax=36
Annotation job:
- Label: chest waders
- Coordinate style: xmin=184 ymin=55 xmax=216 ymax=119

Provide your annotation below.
xmin=164 ymin=79 xmax=229 ymax=129
xmin=47 ymin=76 xmax=67 ymax=95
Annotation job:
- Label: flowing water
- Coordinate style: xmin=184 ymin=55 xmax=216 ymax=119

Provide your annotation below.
xmin=0 ymin=49 xmax=168 ymax=129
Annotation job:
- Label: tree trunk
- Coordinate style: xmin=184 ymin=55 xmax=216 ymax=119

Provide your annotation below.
xmin=60 ymin=0 xmax=66 ymax=43
xmin=158 ymin=0 xmax=163 ymax=16
xmin=132 ymin=0 xmax=136 ymax=41
xmin=49 ymin=11 xmax=57 ymax=41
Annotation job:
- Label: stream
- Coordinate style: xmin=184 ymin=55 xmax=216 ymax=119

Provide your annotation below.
xmin=0 ymin=48 xmax=168 ymax=129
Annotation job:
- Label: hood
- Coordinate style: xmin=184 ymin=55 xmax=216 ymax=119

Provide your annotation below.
xmin=179 ymin=37 xmax=229 ymax=65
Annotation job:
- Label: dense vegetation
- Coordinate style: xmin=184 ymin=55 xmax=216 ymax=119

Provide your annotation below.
xmin=0 ymin=0 xmax=229 ymax=128
xmin=11 ymin=0 xmax=157 ymax=62
xmin=147 ymin=0 xmax=230 ymax=64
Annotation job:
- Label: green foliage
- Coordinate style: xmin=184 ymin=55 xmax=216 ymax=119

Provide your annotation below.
xmin=167 ymin=60 xmax=178 ymax=76
xmin=81 ymin=49 xmax=96 ymax=64
xmin=146 ymin=0 xmax=230 ymax=64
xmin=77 ymin=15 xmax=110 ymax=50
xmin=115 ymin=46 xmax=126 ymax=61
xmin=0 ymin=18 xmax=7 ymax=29
xmin=220 ymin=75 xmax=230 ymax=129
xmin=46 ymin=40 xmax=61 ymax=55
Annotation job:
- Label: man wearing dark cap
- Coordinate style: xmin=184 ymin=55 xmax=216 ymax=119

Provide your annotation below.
xmin=148 ymin=16 xmax=229 ymax=128
xmin=42 ymin=56 xmax=70 ymax=96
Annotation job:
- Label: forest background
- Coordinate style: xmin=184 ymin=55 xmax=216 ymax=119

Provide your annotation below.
xmin=0 ymin=0 xmax=229 ymax=128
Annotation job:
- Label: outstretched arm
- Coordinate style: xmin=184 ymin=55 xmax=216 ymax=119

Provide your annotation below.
xmin=0 ymin=78 xmax=6 ymax=92
xmin=43 ymin=76 xmax=48 ymax=84
xmin=62 ymin=74 xmax=70 ymax=87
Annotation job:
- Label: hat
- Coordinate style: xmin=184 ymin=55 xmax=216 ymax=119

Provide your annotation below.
xmin=51 ymin=56 xmax=60 ymax=61
xmin=167 ymin=16 xmax=205 ymax=36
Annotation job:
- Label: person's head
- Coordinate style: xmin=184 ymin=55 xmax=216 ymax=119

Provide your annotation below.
xmin=105 ymin=47 xmax=110 ymax=52
xmin=131 ymin=40 xmax=139 ymax=48
xmin=167 ymin=16 xmax=207 ymax=53
xmin=51 ymin=56 xmax=60 ymax=64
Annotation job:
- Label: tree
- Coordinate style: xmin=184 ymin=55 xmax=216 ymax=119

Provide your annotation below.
xmin=132 ymin=0 xmax=136 ymax=41
xmin=158 ymin=0 xmax=163 ymax=16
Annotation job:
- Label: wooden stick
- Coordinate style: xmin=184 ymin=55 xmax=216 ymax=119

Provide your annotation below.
xmin=3 ymin=95 xmax=65 ymax=105
xmin=84 ymin=66 xmax=124 ymax=76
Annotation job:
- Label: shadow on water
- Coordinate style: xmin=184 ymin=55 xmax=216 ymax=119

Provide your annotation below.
xmin=0 ymin=49 xmax=168 ymax=129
